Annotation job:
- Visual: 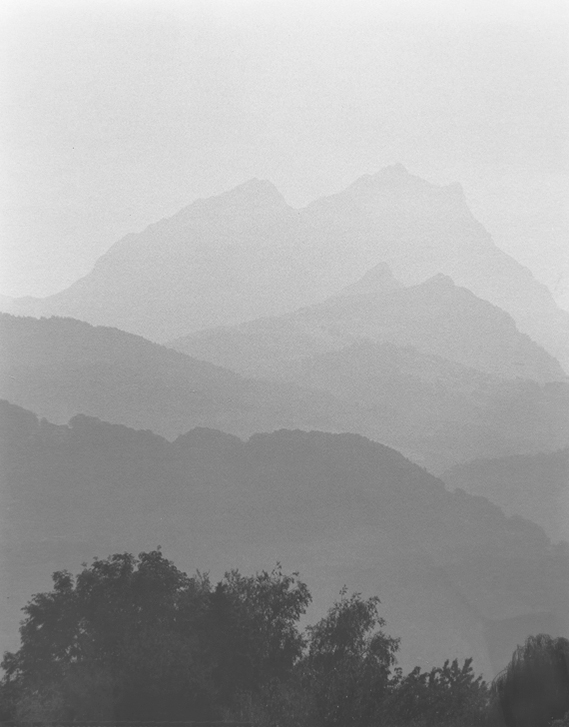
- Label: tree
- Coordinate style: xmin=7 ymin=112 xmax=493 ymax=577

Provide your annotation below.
xmin=0 ymin=553 xmax=312 ymax=722
xmin=492 ymin=634 xmax=569 ymax=727
xmin=1 ymin=550 xmax=216 ymax=721
xmin=385 ymin=658 xmax=491 ymax=727
xmin=1 ymin=551 xmax=495 ymax=727
xmin=206 ymin=565 xmax=311 ymax=710
xmin=300 ymin=589 xmax=400 ymax=727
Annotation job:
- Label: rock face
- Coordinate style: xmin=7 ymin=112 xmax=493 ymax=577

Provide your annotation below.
xmin=6 ymin=167 xmax=569 ymax=371
xmin=2 ymin=399 xmax=568 ymax=678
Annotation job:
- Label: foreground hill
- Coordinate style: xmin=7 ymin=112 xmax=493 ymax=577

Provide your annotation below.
xmin=2 ymin=314 xmax=568 ymax=472
xmin=1 ymin=400 xmax=568 ymax=679
xmin=442 ymin=449 xmax=569 ymax=544
xmin=170 ymin=265 xmax=565 ymax=383
xmin=5 ymin=166 xmax=569 ymax=370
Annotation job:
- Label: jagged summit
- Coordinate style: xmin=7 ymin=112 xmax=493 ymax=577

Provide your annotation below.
xmin=336 ymin=166 xmax=473 ymax=224
xmin=337 ymin=262 xmax=403 ymax=298
xmin=419 ymin=272 xmax=457 ymax=288
xmin=224 ymin=177 xmax=286 ymax=204
xmin=7 ymin=166 xmax=569 ymax=373
xmin=165 ymin=178 xmax=289 ymax=229
xmin=188 ymin=177 xmax=288 ymax=215
xmin=372 ymin=162 xmax=412 ymax=179
xmin=352 ymin=163 xmax=410 ymax=184
xmin=347 ymin=165 xmax=468 ymax=201
xmin=347 ymin=163 xmax=417 ymax=192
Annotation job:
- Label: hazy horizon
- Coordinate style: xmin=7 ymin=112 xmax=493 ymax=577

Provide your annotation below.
xmin=1 ymin=0 xmax=568 ymax=308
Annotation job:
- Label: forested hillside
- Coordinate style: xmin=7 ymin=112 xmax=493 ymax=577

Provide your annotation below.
xmin=2 ymin=399 xmax=567 ymax=679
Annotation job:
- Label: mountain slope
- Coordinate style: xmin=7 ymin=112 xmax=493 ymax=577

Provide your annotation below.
xmin=1 ymin=400 xmax=568 ymax=678
xmin=7 ymin=179 xmax=305 ymax=340
xmin=167 ymin=271 xmax=569 ymax=472
xmin=170 ymin=267 xmax=566 ymax=383
xmin=2 ymin=313 xmax=568 ymax=473
xmin=300 ymin=165 xmax=569 ymax=370
xmin=7 ymin=167 xmax=569 ymax=371
xmin=253 ymin=340 xmax=569 ymax=473
xmin=442 ymin=449 xmax=569 ymax=543
xmin=0 ymin=313 xmax=372 ymax=440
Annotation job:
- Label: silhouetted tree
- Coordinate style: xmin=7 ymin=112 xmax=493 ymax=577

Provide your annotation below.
xmin=297 ymin=589 xmax=399 ymax=727
xmin=385 ymin=657 xmax=491 ymax=727
xmin=492 ymin=634 xmax=569 ymax=727
xmin=0 ymin=552 xmax=313 ymax=722
xmin=205 ymin=565 xmax=311 ymax=710
xmin=0 ymin=551 xmax=215 ymax=721
xmin=1 ymin=551 xmax=494 ymax=727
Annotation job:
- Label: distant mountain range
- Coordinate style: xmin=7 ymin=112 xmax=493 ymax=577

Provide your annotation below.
xmin=1 ymin=167 xmax=567 ymax=684
xmin=2 ymin=313 xmax=568 ymax=473
xmin=0 ymin=313 xmax=368 ymax=440
xmin=442 ymin=449 xmax=569 ymax=544
xmin=3 ymin=166 xmax=568 ymax=371
xmin=2 ymin=399 xmax=568 ymax=679
xmin=169 ymin=264 xmax=566 ymax=383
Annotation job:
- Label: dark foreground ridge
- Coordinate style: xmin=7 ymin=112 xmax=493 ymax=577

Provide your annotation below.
xmin=1 ymin=399 xmax=568 ymax=679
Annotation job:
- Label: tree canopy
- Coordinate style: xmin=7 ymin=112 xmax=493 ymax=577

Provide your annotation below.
xmin=4 ymin=549 xmax=563 ymax=727
xmin=0 ymin=551 xmax=311 ymax=721
xmin=492 ymin=634 xmax=569 ymax=727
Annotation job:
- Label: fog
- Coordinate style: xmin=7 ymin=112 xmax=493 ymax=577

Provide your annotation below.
xmin=1 ymin=0 xmax=567 ymax=305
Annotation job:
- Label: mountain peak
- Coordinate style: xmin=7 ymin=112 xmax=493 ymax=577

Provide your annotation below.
xmin=347 ymin=164 xmax=431 ymax=195
xmin=346 ymin=166 xmax=471 ymax=208
xmin=336 ymin=262 xmax=403 ymax=298
xmin=213 ymin=177 xmax=287 ymax=208
xmin=182 ymin=178 xmax=288 ymax=220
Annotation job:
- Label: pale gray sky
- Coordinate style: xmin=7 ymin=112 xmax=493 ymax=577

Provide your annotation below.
xmin=1 ymin=0 xmax=568 ymax=306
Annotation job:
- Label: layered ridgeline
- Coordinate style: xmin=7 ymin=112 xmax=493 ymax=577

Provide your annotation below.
xmin=4 ymin=166 xmax=568 ymax=370
xmin=0 ymin=313 xmax=369 ymax=440
xmin=2 ymin=399 xmax=568 ymax=680
xmin=442 ymin=449 xmax=569 ymax=544
xmin=169 ymin=264 xmax=565 ymax=383
xmin=1 ymin=313 xmax=568 ymax=472
xmin=168 ymin=269 xmax=569 ymax=472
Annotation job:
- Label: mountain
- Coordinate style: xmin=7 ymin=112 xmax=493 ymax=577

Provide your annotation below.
xmin=1 ymin=400 xmax=568 ymax=678
xmin=335 ymin=261 xmax=404 ymax=297
xmin=7 ymin=167 xmax=569 ymax=371
xmin=0 ymin=313 xmax=372 ymax=441
xmin=167 ymin=272 xmax=569 ymax=472
xmin=6 ymin=179 xmax=304 ymax=340
xmin=442 ymin=449 xmax=569 ymax=544
xmin=245 ymin=340 xmax=569 ymax=473
xmin=170 ymin=267 xmax=566 ymax=383
xmin=2 ymin=313 xmax=568 ymax=473
xmin=301 ymin=165 xmax=569 ymax=370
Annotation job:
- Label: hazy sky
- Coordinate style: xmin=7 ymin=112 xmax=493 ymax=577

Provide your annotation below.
xmin=1 ymin=0 xmax=568 ymax=305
